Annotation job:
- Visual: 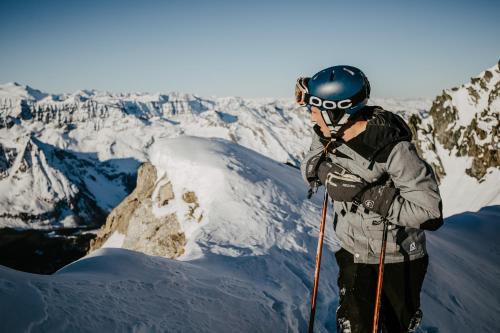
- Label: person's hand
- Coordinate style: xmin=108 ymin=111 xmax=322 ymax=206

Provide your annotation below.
xmin=304 ymin=153 xmax=329 ymax=183
xmin=317 ymin=161 xmax=367 ymax=202
xmin=357 ymin=180 xmax=398 ymax=217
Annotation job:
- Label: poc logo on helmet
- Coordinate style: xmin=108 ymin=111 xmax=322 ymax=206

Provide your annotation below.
xmin=308 ymin=96 xmax=353 ymax=110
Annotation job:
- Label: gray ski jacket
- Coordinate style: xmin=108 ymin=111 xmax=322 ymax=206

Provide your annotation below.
xmin=301 ymin=107 xmax=443 ymax=264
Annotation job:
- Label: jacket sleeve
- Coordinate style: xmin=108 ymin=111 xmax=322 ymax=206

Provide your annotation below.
xmin=300 ymin=131 xmax=326 ymax=184
xmin=385 ymin=141 xmax=443 ymax=229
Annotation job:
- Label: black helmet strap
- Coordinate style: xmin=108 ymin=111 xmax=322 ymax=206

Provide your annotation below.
xmin=321 ymin=110 xmax=351 ymax=136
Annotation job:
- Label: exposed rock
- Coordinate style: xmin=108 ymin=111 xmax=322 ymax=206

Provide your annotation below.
xmin=182 ymin=191 xmax=203 ymax=222
xmin=0 ymin=144 xmax=16 ymax=180
xmin=182 ymin=191 xmax=197 ymax=204
xmin=89 ymin=162 xmax=157 ymax=249
xmin=411 ymin=61 xmax=500 ymax=181
xmin=156 ymin=181 xmax=174 ymax=206
xmin=89 ymin=162 xmax=186 ymax=258
xmin=123 ymin=199 xmax=185 ymax=257
xmin=408 ymin=114 xmax=446 ymax=182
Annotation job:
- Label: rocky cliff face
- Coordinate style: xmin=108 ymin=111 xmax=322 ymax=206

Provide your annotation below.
xmin=89 ymin=162 xmax=187 ymax=259
xmin=409 ymin=61 xmax=500 ymax=181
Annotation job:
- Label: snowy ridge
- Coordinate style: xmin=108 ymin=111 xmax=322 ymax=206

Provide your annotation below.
xmin=149 ymin=136 xmax=321 ymax=260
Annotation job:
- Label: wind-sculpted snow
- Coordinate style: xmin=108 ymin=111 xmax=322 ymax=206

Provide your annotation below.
xmin=0 ymin=136 xmax=498 ymax=332
xmin=423 ymin=205 xmax=500 ymax=333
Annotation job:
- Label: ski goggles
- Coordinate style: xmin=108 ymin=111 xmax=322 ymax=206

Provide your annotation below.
xmin=295 ymin=77 xmax=364 ymax=112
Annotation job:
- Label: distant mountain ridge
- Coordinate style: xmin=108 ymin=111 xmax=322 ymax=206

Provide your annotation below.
xmin=0 ymin=62 xmax=498 ymax=230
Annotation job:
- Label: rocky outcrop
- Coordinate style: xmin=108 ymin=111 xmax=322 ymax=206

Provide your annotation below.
xmin=410 ymin=61 xmax=500 ymax=181
xmin=89 ymin=162 xmax=187 ymax=258
xmin=0 ymin=143 xmax=16 ymax=180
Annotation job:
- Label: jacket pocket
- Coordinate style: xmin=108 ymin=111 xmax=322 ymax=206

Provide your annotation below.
xmin=365 ymin=220 xmax=398 ymax=255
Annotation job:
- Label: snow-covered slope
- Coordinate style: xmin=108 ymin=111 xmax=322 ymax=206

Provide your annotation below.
xmin=0 ymin=137 xmax=498 ymax=333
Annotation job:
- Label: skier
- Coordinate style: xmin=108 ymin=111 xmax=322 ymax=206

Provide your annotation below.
xmin=297 ymin=65 xmax=443 ymax=332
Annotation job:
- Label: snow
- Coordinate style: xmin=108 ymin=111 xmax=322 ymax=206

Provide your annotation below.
xmin=423 ymin=205 xmax=500 ymax=333
xmin=449 ymin=88 xmax=478 ymax=126
xmin=0 ymin=137 xmax=498 ymax=332
xmin=150 ymin=137 xmax=321 ymax=260
xmin=435 ymin=141 xmax=500 ymax=217
xmin=370 ymin=97 xmax=432 ymax=117
xmin=101 ymin=231 xmax=126 ymax=248
xmin=0 ymin=82 xmax=48 ymax=101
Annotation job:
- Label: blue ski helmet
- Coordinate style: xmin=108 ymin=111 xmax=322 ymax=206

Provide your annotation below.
xmin=296 ymin=65 xmax=370 ymax=133
xmin=310 ymin=65 xmax=370 ymax=110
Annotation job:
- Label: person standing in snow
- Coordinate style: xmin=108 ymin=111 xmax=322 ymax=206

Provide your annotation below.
xmin=297 ymin=66 xmax=443 ymax=333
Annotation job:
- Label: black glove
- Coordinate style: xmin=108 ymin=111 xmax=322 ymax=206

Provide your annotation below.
xmin=307 ymin=179 xmax=321 ymax=199
xmin=356 ymin=180 xmax=398 ymax=217
xmin=317 ymin=161 xmax=367 ymax=202
xmin=304 ymin=153 xmax=329 ymax=183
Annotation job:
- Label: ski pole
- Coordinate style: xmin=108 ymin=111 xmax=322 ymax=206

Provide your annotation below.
xmin=308 ymin=189 xmax=329 ymax=333
xmin=372 ymin=219 xmax=389 ymax=333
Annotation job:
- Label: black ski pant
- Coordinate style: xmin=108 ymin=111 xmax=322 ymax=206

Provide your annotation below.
xmin=335 ymin=248 xmax=428 ymax=333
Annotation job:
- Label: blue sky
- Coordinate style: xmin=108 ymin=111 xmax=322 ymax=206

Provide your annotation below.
xmin=0 ymin=0 xmax=499 ymax=98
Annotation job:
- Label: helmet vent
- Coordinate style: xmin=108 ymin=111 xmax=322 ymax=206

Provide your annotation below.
xmin=343 ymin=67 xmax=355 ymax=76
xmin=329 ymin=70 xmax=335 ymax=81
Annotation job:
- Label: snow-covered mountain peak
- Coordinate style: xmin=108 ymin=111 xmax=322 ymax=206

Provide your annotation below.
xmin=0 ymin=82 xmax=48 ymax=101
